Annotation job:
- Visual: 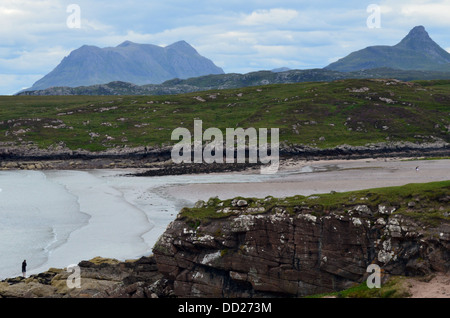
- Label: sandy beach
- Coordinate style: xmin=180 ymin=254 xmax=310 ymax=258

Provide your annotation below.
xmin=162 ymin=157 xmax=450 ymax=201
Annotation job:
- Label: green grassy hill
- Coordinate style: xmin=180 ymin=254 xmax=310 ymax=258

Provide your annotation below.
xmin=1 ymin=79 xmax=449 ymax=152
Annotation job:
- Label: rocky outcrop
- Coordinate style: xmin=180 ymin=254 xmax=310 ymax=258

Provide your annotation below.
xmin=0 ymin=144 xmax=172 ymax=162
xmin=0 ymin=145 xmax=172 ymax=170
xmin=279 ymin=141 xmax=450 ymax=161
xmin=0 ymin=141 xmax=449 ymax=172
xmin=153 ymin=189 xmax=450 ymax=297
xmin=0 ymin=256 xmax=171 ymax=298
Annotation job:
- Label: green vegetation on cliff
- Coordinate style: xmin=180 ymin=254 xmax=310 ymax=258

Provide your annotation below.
xmin=1 ymin=79 xmax=449 ymax=152
xmin=179 ymin=181 xmax=450 ymax=227
xmin=306 ymin=275 xmax=412 ymax=298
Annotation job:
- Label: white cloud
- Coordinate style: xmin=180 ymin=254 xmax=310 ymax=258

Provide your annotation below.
xmin=399 ymin=3 xmax=450 ymax=25
xmin=378 ymin=0 xmax=450 ymax=28
xmin=241 ymin=8 xmax=299 ymax=26
xmin=0 ymin=74 xmax=43 ymax=95
xmin=0 ymin=47 xmax=69 ymax=74
xmin=80 ymin=18 xmax=115 ymax=33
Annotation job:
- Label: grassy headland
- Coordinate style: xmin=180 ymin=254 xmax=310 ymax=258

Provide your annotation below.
xmin=1 ymin=79 xmax=449 ymax=153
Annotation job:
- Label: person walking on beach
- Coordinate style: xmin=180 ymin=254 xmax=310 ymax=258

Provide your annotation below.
xmin=22 ymin=260 xmax=27 ymax=278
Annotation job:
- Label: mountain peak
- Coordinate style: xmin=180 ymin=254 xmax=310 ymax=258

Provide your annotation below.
xmin=78 ymin=44 xmax=100 ymax=51
xmin=118 ymin=40 xmax=137 ymax=47
xmin=170 ymin=40 xmax=190 ymax=46
xmin=166 ymin=40 xmax=198 ymax=54
xmin=409 ymin=25 xmax=427 ymax=36
xmin=395 ymin=25 xmax=435 ymax=49
xmin=394 ymin=26 xmax=450 ymax=63
xmin=325 ymin=26 xmax=450 ymax=72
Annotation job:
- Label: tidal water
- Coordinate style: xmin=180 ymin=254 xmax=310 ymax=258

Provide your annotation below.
xmin=0 ymin=169 xmax=273 ymax=279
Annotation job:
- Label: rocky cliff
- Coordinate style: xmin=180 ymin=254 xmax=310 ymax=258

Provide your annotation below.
xmin=153 ymin=182 xmax=450 ymax=297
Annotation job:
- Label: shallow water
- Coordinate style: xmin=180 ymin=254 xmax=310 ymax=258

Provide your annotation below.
xmin=0 ymin=169 xmax=275 ymax=279
xmin=0 ymin=170 xmax=89 ymax=279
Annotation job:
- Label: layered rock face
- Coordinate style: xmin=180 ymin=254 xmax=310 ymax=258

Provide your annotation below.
xmin=153 ymin=195 xmax=450 ymax=297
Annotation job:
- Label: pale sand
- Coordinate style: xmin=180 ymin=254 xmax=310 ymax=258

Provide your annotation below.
xmin=163 ymin=158 xmax=450 ymax=202
xmin=403 ymin=273 xmax=450 ymax=298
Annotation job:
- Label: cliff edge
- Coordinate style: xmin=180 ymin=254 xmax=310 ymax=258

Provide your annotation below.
xmin=153 ymin=181 xmax=449 ymax=297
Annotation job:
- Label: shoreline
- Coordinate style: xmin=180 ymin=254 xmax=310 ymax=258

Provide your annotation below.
xmin=0 ymin=140 xmax=448 ymax=173
xmin=1 ymin=157 xmax=449 ymax=281
xmin=0 ymin=158 xmax=449 ymax=298
xmin=0 ymin=153 xmax=448 ymax=176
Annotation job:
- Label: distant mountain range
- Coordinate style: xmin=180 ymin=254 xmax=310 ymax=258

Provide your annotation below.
xmin=18 ymin=26 xmax=450 ymax=96
xmin=24 ymin=40 xmax=224 ymax=92
xmin=325 ymin=26 xmax=450 ymax=72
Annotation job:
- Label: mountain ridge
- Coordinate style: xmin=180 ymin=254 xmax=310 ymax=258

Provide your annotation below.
xmin=18 ymin=26 xmax=450 ymax=96
xmin=24 ymin=40 xmax=224 ymax=92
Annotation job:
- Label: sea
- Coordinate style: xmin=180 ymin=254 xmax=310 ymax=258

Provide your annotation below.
xmin=0 ymin=169 xmax=276 ymax=279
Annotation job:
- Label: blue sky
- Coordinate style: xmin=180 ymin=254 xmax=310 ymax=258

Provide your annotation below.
xmin=1 ymin=0 xmax=450 ymax=95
